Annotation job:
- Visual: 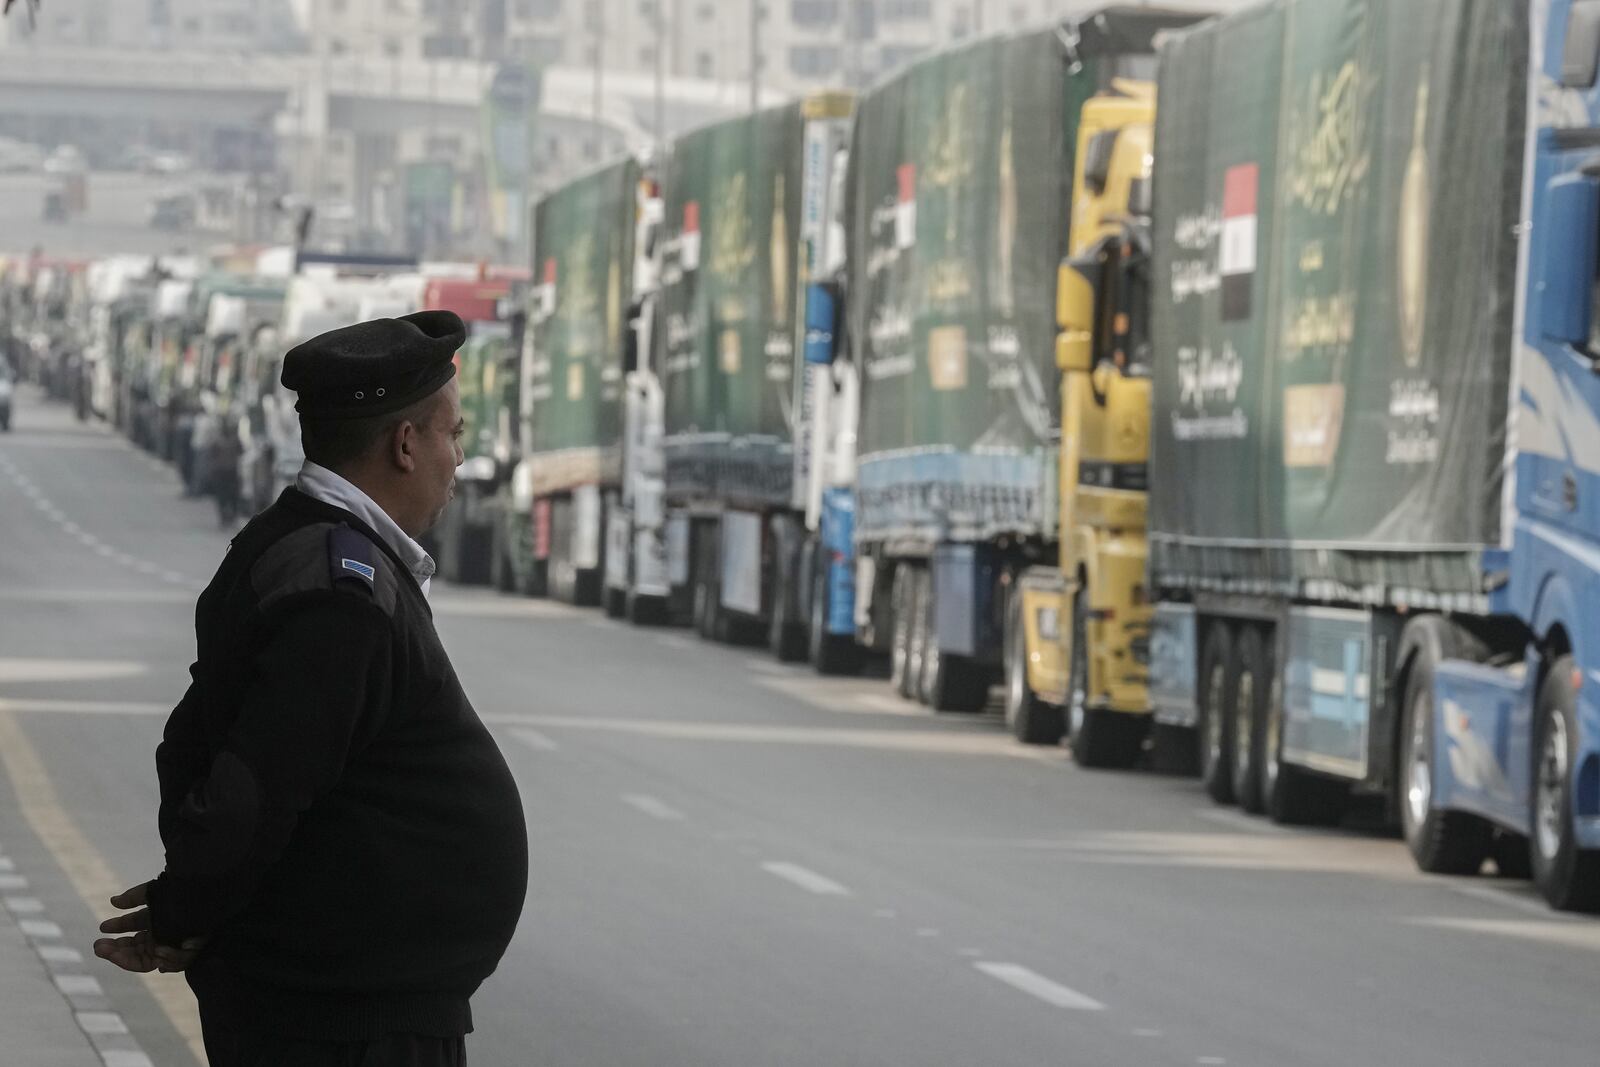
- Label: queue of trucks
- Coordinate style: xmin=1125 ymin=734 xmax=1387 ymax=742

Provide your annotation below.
xmin=7 ymin=0 xmax=1600 ymax=915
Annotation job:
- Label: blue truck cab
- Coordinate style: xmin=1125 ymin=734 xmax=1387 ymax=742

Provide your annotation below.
xmin=1428 ymin=0 xmax=1600 ymax=910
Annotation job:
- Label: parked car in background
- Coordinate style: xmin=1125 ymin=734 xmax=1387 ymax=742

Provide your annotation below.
xmin=42 ymin=145 xmax=86 ymax=176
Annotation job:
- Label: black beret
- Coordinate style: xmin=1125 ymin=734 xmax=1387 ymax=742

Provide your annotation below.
xmin=281 ymin=310 xmax=465 ymax=420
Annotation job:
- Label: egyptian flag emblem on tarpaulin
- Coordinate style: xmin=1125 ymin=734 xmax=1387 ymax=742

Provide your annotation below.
xmin=895 ymin=163 xmax=916 ymax=250
xmin=681 ymin=200 xmax=702 ymax=271
xmin=1220 ymin=162 xmax=1258 ymax=322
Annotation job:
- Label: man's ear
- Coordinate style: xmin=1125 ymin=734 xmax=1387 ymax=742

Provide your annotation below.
xmin=390 ymin=419 xmax=420 ymax=473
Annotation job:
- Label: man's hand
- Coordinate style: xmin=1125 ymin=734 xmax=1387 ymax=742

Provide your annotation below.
xmin=94 ymin=882 xmax=204 ymax=974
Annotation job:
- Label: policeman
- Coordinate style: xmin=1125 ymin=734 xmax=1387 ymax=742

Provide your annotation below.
xmin=94 ymin=311 xmax=529 ymax=1067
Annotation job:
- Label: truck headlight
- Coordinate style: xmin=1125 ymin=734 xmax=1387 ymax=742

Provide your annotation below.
xmin=1036 ymin=606 xmax=1060 ymax=641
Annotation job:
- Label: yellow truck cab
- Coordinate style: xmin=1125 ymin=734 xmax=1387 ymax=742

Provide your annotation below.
xmin=1007 ymin=82 xmax=1159 ymax=768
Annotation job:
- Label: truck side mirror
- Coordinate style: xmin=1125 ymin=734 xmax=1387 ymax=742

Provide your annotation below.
xmin=1538 ymin=171 xmax=1600 ymax=352
xmin=1056 ymin=253 xmax=1102 ymax=373
xmin=1564 ymin=0 xmax=1600 ymax=87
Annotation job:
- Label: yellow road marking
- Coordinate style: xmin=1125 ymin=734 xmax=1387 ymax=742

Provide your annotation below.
xmin=0 ymin=707 xmax=207 ymax=1065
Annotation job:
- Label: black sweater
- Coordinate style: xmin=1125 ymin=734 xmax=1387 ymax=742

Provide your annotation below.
xmin=148 ymin=488 xmax=528 ymax=1041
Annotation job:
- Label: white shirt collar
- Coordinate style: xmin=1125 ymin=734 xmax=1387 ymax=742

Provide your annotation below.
xmin=295 ymin=461 xmax=436 ymax=596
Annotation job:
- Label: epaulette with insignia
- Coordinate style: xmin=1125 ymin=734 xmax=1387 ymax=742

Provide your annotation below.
xmin=329 ymin=524 xmax=379 ymax=590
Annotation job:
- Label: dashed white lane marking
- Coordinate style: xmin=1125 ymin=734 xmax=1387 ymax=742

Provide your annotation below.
xmin=745 ymin=660 xmax=789 ymax=676
xmin=19 ymin=918 xmax=63 ymax=939
xmin=1132 ymin=1028 xmax=1164 ymax=1038
xmin=1197 ymin=1058 xmax=1227 ymax=1065
xmin=958 ymin=948 xmax=984 ymax=958
xmin=656 ymin=635 xmax=697 ymax=652
xmin=621 ymin=794 xmax=686 ymax=821
xmin=0 ymin=857 xmax=13 ymax=872
xmin=102 ymin=1052 xmax=156 ymax=1067
xmin=1197 ymin=808 xmax=1293 ymax=835
xmin=511 ymin=728 xmax=560 ymax=752
xmin=76 ymin=1011 xmax=129 ymax=1035
xmin=39 ymin=945 xmax=83 ymax=964
xmin=915 ymin=927 xmax=940 ymax=938
xmin=5 ymin=895 xmax=44 ymax=913
xmin=102 ymin=1051 xmax=155 ymax=1067
xmin=973 ymin=962 xmax=1107 ymax=1012
xmin=0 ymin=874 xmax=26 ymax=890
xmin=761 ymin=861 xmax=852 ymax=897
xmin=54 ymin=974 xmax=103 ymax=997
xmin=874 ymin=908 xmax=898 ymax=919
xmin=583 ymin=617 xmax=615 ymax=630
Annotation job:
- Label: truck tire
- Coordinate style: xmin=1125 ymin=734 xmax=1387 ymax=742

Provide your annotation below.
xmin=1399 ymin=626 xmax=1491 ymax=874
xmin=1230 ymin=627 xmax=1271 ymax=814
xmin=768 ymin=567 xmax=807 ymax=663
xmin=603 ymin=586 xmax=626 ymax=619
xmin=1531 ymin=656 xmax=1600 ymax=911
xmin=810 ymin=562 xmax=860 ymax=676
xmin=890 ymin=568 xmax=916 ymax=699
xmin=626 ymin=590 xmax=665 ymax=626
xmin=1198 ymin=621 xmax=1236 ymax=804
xmin=1004 ymin=594 xmax=1064 ymax=745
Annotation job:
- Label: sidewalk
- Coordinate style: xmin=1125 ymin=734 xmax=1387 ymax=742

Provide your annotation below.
xmin=0 ymin=879 xmax=108 ymax=1067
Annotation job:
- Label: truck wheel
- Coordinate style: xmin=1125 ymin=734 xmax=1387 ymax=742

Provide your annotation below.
xmin=603 ymin=586 xmax=626 ymax=619
xmin=1004 ymin=594 xmax=1064 ymax=745
xmin=889 ymin=568 xmax=914 ymax=698
xmin=1400 ymin=633 xmax=1491 ymax=874
xmin=1531 ymin=656 xmax=1600 ymax=911
xmin=1230 ymin=627 xmax=1271 ymax=814
xmin=810 ymin=562 xmax=859 ymax=676
xmin=1198 ymin=621 xmax=1236 ymax=804
xmin=769 ymin=569 xmax=807 ymax=663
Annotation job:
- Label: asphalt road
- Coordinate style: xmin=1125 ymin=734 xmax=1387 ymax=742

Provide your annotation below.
xmin=2 ymin=389 xmax=1599 ymax=1067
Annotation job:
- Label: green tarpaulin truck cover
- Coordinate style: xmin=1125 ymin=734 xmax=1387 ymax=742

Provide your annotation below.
xmin=525 ymin=157 xmax=638 ymax=497
xmin=656 ymin=101 xmax=806 ymax=509
xmin=846 ymin=10 xmax=1190 ymax=545
xmin=1148 ymin=0 xmax=1528 ymax=607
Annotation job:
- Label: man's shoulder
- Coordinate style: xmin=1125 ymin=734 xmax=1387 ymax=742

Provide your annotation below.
xmin=247 ymin=519 xmax=401 ymax=617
